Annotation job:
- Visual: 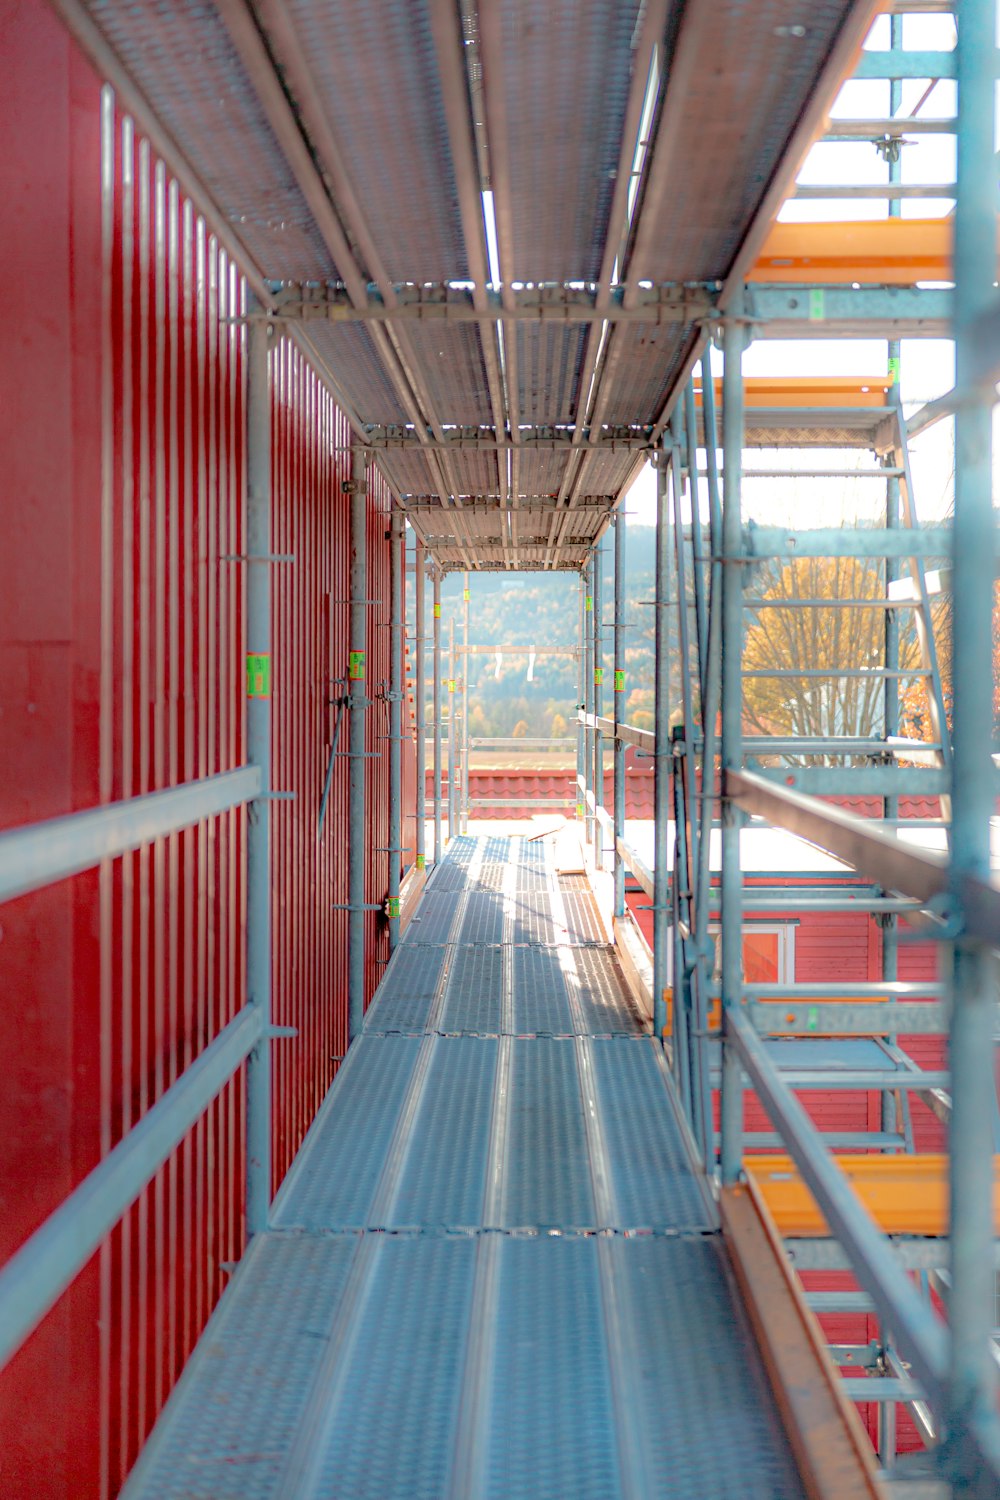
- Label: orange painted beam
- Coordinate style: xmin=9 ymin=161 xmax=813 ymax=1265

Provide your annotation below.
xmin=746 ymin=1153 xmax=1000 ymax=1237
xmin=750 ymin=218 xmax=966 ymax=286
xmin=694 ymin=375 xmax=892 ymax=410
xmin=721 ymin=1180 xmax=884 ymax=1499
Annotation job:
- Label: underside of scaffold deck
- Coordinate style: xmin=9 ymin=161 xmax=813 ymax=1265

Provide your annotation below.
xmin=51 ymin=0 xmax=879 ymax=571
xmin=124 ymin=836 xmax=809 ymax=1500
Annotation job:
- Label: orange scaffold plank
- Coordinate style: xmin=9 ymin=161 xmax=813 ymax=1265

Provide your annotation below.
xmin=750 ymin=217 xmax=967 ymax=285
xmin=746 ymin=1153 xmax=1000 ymax=1237
xmin=694 ymin=375 xmax=892 ymax=409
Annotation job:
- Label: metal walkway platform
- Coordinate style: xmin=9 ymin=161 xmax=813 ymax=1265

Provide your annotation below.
xmin=124 ymin=836 xmax=803 ymax=1499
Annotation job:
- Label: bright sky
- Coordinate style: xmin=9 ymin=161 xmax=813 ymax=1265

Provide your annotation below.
xmin=623 ymin=9 xmax=980 ymax=532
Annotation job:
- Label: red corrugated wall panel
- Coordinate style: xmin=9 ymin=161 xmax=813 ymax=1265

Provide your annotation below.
xmin=0 ymin=7 xmax=413 ymax=1493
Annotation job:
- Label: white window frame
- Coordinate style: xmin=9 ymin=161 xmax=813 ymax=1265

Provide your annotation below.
xmin=665 ymin=921 xmax=795 ymax=986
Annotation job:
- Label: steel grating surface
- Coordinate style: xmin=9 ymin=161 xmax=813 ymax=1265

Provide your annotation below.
xmin=128 ymin=837 xmax=805 ymax=1497
xmin=300 ymin=323 xmax=409 ymax=426
xmin=270 ymin=1034 xmax=423 ymax=1230
xmin=570 ymin=948 xmax=642 ymax=1034
xmin=78 ymin=0 xmax=336 ymax=283
xmin=402 ymin=889 xmax=464 ymax=944
xmin=559 ymin=886 xmax=607 ymax=944
xmin=515 ymin=324 xmax=589 ymax=426
xmin=604 ymin=1237 xmax=801 ymax=1497
xmin=500 ymin=1037 xmax=597 ymax=1229
xmin=362 ymin=959 xmax=445 ymax=1033
xmin=496 ymin=0 xmax=643 ymax=283
xmin=640 ymin=1 xmax=857 ymax=284
xmin=121 ymin=1233 xmax=361 ymax=1499
xmin=281 ymin=0 xmax=468 ymax=283
xmin=438 ymin=945 xmax=504 ymax=1033
xmin=509 ymin=887 xmax=556 ymax=946
xmin=303 ymin=1236 xmax=480 ymax=1499
xmin=389 ymin=1037 xmax=499 ymax=1229
xmin=485 ymin=1236 xmax=621 ymax=1499
xmin=590 ymin=1037 xmax=708 ymax=1229
xmin=457 ymin=890 xmax=506 ymax=945
xmin=512 ymin=946 xmax=574 ymax=1034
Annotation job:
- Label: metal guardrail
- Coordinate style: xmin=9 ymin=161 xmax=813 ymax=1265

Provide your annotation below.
xmin=0 ymin=1004 xmax=265 ymax=1369
xmin=578 ymin=710 xmax=655 ymax=753
xmin=0 ymin=766 xmax=262 ymax=904
xmin=0 ymin=763 xmax=265 ymax=1370
xmin=728 ymin=1010 xmax=950 ymax=1416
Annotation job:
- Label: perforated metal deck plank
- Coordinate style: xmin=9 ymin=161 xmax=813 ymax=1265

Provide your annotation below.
xmin=402 ymin=889 xmax=464 ymax=943
xmin=591 ymin=1037 xmax=712 ymax=1231
xmin=499 ymin=1037 xmax=597 ymax=1229
xmin=605 ymin=1236 xmax=802 ymax=1497
xmin=389 ymin=1036 xmax=498 ymax=1230
xmin=125 ymin=836 xmax=806 ymax=1499
xmin=512 ymin=945 xmax=574 ymax=1033
xmin=570 ymin=946 xmax=643 ymax=1033
xmin=272 ymin=1034 xmax=423 ymax=1230
xmin=484 ymin=1237 xmax=622 ymax=1500
xmin=121 ymin=1234 xmax=361 ymax=1499
xmin=363 ymin=944 xmax=447 ymax=1031
xmin=295 ymin=1236 xmax=480 ymax=1500
xmin=438 ymin=945 xmax=504 ymax=1033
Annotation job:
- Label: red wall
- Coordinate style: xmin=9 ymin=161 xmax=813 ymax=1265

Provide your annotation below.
xmin=0 ymin=6 xmax=414 ymax=1493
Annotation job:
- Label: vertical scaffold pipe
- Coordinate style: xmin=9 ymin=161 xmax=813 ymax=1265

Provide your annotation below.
xmin=388 ymin=509 xmax=403 ymax=952
xmin=415 ymin=540 xmax=426 ymax=873
xmin=448 ymin=617 xmax=457 ymax=842
xmin=720 ymin=289 xmax=746 ymax=1185
xmin=593 ymin=535 xmax=605 ymax=868
xmin=433 ymin=568 xmax=443 ymax=865
xmin=462 ymin=573 xmax=471 ymax=832
xmin=245 ymin=304 xmax=272 ymax=1235
xmin=583 ymin=558 xmax=594 ymax=850
xmin=577 ymin=576 xmax=586 ymax=829
xmin=882 ymin=5 xmax=903 ymax=1139
xmin=653 ymin=445 xmax=671 ymax=1043
xmin=948 ymin=0 xmax=1000 ymax=1463
xmin=613 ymin=513 xmax=626 ymax=918
xmin=692 ymin=349 xmax=723 ymax=1163
xmin=348 ymin=446 xmax=368 ymax=1044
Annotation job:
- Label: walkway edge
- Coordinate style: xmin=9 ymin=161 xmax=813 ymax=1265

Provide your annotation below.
xmin=720 ymin=1179 xmax=885 ymax=1500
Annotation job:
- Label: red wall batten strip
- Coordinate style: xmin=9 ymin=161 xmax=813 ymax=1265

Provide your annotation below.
xmin=0 ymin=7 xmax=415 ymax=1493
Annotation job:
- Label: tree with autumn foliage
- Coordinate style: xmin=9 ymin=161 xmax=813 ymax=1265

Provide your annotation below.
xmin=741 ymin=556 xmax=921 ymax=760
xmin=899 ymin=584 xmax=1000 ymax=743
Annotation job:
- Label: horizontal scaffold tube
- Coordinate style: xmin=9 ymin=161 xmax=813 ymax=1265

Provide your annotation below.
xmin=0 ymin=767 xmax=263 ymax=906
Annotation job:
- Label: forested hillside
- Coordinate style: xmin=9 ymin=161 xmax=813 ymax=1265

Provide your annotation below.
xmin=409 ymin=521 xmax=945 ymax=745
xmin=410 ymin=526 xmax=658 ymax=738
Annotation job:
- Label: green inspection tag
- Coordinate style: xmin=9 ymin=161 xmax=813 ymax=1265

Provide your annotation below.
xmin=576 ymin=803 xmax=584 ymax=818
xmin=809 ymin=287 xmax=825 ymax=322
xmin=463 ymin=588 xmax=470 ymax=602
xmin=416 ymin=853 xmax=426 ymax=870
xmin=614 ymin=669 xmax=625 ymax=691
xmin=594 ymin=667 xmax=604 ymax=686
xmin=386 ymin=896 xmax=400 ymax=919
xmin=448 ymin=679 xmax=455 ymax=693
xmin=349 ymin=650 xmax=365 ymax=681
xmin=888 ymin=355 xmax=901 ymax=385
xmin=807 ymin=1005 xmax=819 ymax=1032
xmin=585 ymin=595 xmax=593 ymax=611
xmin=433 ymin=602 xmax=441 ymax=618
xmin=246 ymin=653 xmax=271 ymax=699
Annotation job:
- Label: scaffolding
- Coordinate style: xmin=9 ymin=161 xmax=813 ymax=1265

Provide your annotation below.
xmin=1 ymin=0 xmax=998 ymax=1494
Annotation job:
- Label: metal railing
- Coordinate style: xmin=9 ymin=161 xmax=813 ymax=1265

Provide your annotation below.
xmin=573 ymin=9 xmax=1000 ymax=1474
xmin=0 ymin=769 xmax=264 ymax=1369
